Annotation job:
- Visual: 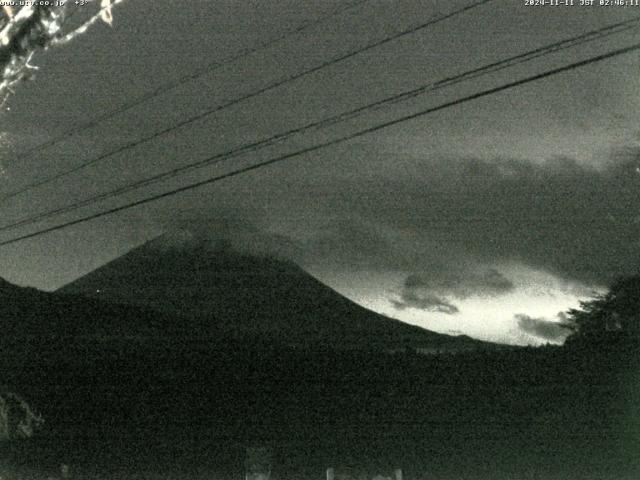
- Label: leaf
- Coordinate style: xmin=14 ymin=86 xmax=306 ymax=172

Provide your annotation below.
xmin=100 ymin=0 xmax=113 ymax=26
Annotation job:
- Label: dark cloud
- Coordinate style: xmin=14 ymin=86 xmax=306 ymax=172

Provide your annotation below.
xmin=406 ymin=154 xmax=640 ymax=285
xmin=391 ymin=291 xmax=459 ymax=314
xmin=404 ymin=268 xmax=514 ymax=298
xmin=515 ymin=314 xmax=572 ymax=343
xmin=157 ymin=216 xmax=304 ymax=262
xmin=275 ymin=150 xmax=640 ymax=287
xmin=155 ymin=213 xmax=516 ymax=317
xmin=390 ymin=267 xmax=513 ymax=314
xmin=147 ymin=149 xmax=638 ymax=306
xmin=298 ymin=216 xmax=396 ymax=270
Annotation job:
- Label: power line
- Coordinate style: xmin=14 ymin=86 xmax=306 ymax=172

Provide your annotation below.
xmin=8 ymin=0 xmax=371 ymax=162
xmin=1 ymin=40 xmax=638 ymax=248
xmin=1 ymin=15 xmax=638 ymax=234
xmin=0 ymin=0 xmax=494 ymax=203
xmin=336 ymin=15 xmax=640 ymax=121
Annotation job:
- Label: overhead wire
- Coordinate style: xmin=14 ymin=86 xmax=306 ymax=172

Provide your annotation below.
xmin=7 ymin=0 xmax=372 ymax=163
xmin=1 ymin=15 xmax=638 ymax=234
xmin=1 ymin=39 xmax=638 ymax=247
xmin=0 ymin=0 xmax=494 ymax=203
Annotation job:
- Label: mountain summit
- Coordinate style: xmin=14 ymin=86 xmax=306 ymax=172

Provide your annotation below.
xmin=59 ymin=232 xmax=480 ymax=350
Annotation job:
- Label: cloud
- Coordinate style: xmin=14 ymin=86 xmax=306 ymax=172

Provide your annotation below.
xmin=156 ymin=216 xmax=304 ymax=262
xmin=403 ymin=268 xmax=514 ymax=298
xmin=391 ymin=267 xmax=513 ymax=314
xmin=297 ymin=216 xmax=396 ymax=270
xmin=515 ymin=314 xmax=572 ymax=343
xmin=391 ymin=290 xmax=459 ymax=314
xmin=153 ymin=148 xmax=639 ymax=299
xmin=290 ymin=151 xmax=640 ymax=287
xmin=156 ymin=214 xmax=514 ymax=318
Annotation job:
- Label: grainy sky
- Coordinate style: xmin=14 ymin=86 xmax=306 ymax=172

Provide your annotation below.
xmin=0 ymin=0 xmax=639 ymax=344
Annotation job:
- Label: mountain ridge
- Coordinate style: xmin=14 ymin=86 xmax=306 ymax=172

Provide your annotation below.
xmin=58 ymin=233 xmax=485 ymax=351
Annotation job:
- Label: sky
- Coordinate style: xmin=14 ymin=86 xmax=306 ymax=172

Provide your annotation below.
xmin=0 ymin=0 xmax=639 ymax=345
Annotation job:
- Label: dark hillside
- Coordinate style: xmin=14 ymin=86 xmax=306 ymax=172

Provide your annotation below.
xmin=59 ymin=235 xmax=483 ymax=351
xmin=0 ymin=336 xmax=636 ymax=480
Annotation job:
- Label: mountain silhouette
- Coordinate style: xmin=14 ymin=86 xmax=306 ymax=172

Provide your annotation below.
xmin=0 ymin=275 xmax=183 ymax=340
xmin=58 ymin=232 xmax=482 ymax=350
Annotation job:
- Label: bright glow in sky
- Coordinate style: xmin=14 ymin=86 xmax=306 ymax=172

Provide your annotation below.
xmin=313 ymin=265 xmax=593 ymax=346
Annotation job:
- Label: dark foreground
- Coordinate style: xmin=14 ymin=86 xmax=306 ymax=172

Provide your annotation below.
xmin=0 ymin=335 xmax=638 ymax=480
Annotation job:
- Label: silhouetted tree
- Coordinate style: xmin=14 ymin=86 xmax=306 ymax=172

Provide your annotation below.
xmin=0 ymin=1 xmax=123 ymax=102
xmin=564 ymin=274 xmax=640 ymax=347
